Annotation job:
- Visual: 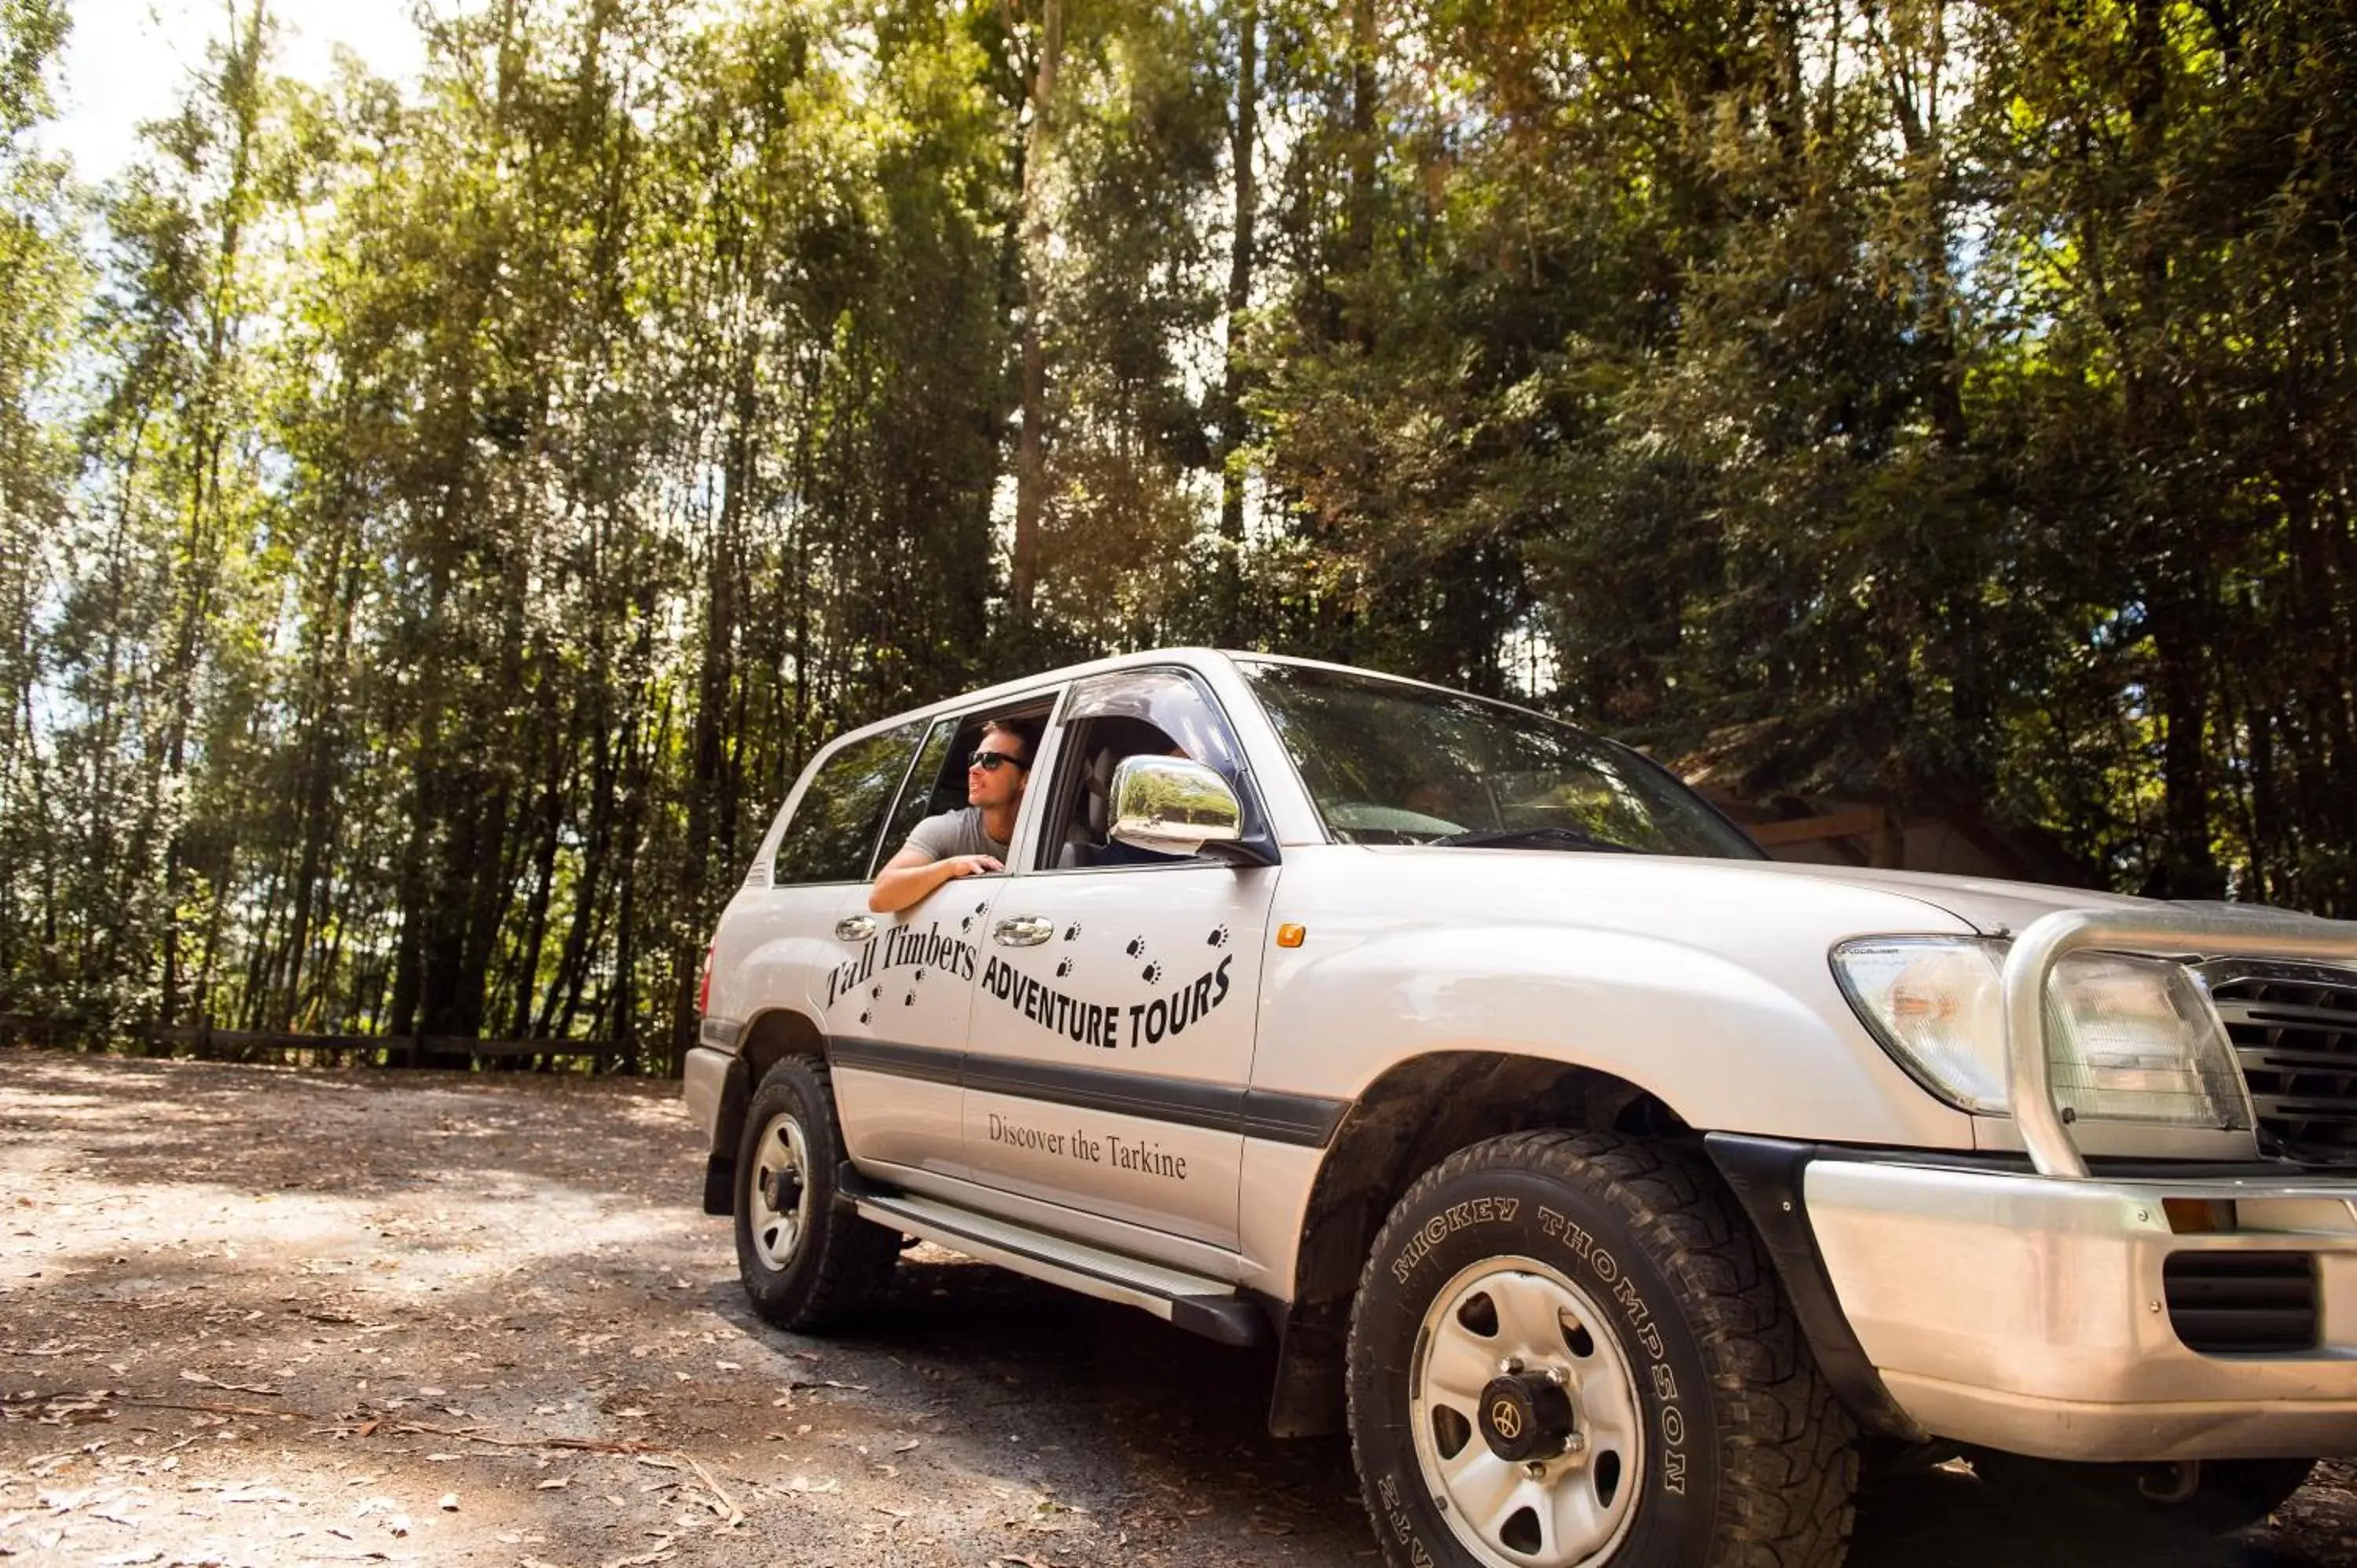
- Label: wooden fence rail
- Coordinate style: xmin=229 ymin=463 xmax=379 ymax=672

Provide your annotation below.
xmin=0 ymin=1013 xmax=641 ymax=1068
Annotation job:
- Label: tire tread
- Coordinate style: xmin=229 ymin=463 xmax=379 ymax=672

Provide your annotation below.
xmin=1347 ymin=1130 xmax=1857 ymax=1568
xmin=736 ymin=1055 xmax=898 ymax=1332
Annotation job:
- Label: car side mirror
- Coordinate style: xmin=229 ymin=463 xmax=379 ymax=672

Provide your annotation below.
xmin=1109 ymin=756 xmax=1252 ymax=859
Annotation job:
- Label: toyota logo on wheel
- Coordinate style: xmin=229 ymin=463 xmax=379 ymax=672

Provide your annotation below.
xmin=1490 ymin=1400 xmax=1523 ymax=1441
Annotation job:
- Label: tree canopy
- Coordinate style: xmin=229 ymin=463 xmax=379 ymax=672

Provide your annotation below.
xmin=5 ymin=0 xmax=2355 ymax=1064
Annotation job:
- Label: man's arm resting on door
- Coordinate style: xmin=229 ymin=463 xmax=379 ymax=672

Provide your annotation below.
xmin=869 ymin=844 xmax=1001 ymax=914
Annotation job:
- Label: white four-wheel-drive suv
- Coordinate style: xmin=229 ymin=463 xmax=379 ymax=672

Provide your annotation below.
xmin=684 ymin=649 xmax=2357 ymax=1568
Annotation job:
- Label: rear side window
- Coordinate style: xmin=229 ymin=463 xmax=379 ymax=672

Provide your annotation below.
xmin=774 ymin=720 xmax=928 ymax=885
xmin=878 ymin=717 xmax=960 ymax=863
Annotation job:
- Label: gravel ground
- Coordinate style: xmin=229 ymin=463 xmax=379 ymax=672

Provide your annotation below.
xmin=2 ymin=1047 xmax=2352 ymax=1568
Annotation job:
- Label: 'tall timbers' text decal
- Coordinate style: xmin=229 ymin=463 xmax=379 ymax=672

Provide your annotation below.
xmin=825 ymin=916 xmax=979 ymax=1015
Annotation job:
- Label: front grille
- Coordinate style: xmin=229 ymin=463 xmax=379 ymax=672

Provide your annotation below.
xmin=2200 ymin=958 xmax=2357 ymax=1163
xmin=2162 ymin=1251 xmax=2319 ymax=1354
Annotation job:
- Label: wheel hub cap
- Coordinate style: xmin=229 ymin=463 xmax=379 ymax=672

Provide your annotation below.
xmin=1478 ymin=1372 xmax=1574 ymax=1463
xmin=747 ymin=1112 xmax=812 ymax=1272
xmin=1409 ymin=1258 xmax=1645 ymax=1568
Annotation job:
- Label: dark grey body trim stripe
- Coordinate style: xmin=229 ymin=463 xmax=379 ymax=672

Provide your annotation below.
xmin=827 ymin=1035 xmax=1347 ymax=1149
xmin=699 ymin=1017 xmax=745 ymax=1052
xmin=830 ymin=1037 xmax=962 ymax=1087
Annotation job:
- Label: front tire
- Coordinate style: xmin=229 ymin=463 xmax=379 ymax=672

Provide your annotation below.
xmin=1347 ymin=1131 xmax=1856 ymax=1568
xmin=732 ymin=1057 xmax=897 ymax=1332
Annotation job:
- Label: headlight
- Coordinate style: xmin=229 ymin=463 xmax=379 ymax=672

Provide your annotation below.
xmin=1831 ymin=937 xmax=2250 ymax=1129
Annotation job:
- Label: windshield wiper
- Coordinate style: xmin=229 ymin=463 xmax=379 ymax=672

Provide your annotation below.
xmin=1430 ymin=826 xmax=1636 ymax=853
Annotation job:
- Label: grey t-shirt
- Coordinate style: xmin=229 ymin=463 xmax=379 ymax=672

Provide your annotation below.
xmin=900 ymin=806 xmax=1008 ymax=864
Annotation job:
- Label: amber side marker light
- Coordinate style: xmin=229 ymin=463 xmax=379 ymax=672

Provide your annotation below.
xmin=2164 ymin=1198 xmax=2237 ymax=1233
xmin=1276 ymin=924 xmax=1306 ymax=949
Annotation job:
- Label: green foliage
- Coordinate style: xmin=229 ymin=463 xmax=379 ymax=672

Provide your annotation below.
xmin=0 ymin=0 xmax=79 ymax=1015
xmin=6 ymin=0 xmax=2357 ymax=1064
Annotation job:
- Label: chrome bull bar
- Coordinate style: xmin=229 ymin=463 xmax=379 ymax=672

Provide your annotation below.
xmin=2003 ymin=907 xmax=2357 ymax=1179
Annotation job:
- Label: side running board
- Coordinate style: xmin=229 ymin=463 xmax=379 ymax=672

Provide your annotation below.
xmin=845 ymin=1184 xmax=1269 ymax=1348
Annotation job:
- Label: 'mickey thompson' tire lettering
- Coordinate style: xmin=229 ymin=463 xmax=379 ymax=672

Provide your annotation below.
xmin=1351 ymin=1132 xmax=1855 ymax=1568
xmin=1536 ymin=1201 xmax=1687 ymax=1494
xmin=1387 ymin=1196 xmax=1520 ymax=1284
xmin=1374 ymin=1475 xmax=1438 ymax=1568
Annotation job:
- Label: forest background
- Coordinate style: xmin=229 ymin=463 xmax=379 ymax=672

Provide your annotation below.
xmin=2 ymin=0 xmax=2354 ymax=1069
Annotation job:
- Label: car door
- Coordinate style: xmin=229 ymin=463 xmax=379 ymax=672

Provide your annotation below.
xmin=816 ymin=715 xmax=995 ymax=1181
xmin=959 ymin=668 xmax=1280 ymax=1254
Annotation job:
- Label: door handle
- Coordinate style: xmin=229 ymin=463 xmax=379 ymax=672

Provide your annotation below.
xmin=834 ymin=915 xmax=877 ymax=943
xmin=993 ymin=915 xmax=1054 ymax=947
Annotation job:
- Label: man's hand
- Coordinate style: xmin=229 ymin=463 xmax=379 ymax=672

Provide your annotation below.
xmin=942 ymin=854 xmax=1004 ymax=879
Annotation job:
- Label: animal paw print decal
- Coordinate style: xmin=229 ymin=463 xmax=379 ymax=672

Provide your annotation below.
xmin=904 ymin=991 xmax=917 ymax=1006
xmin=914 ymin=969 xmax=926 ymax=984
xmin=1055 ymin=958 xmax=1073 ymax=978
xmin=1207 ymin=924 xmax=1230 ymax=948
xmin=1062 ymin=923 xmax=1081 ymax=941
xmin=959 ymin=912 xmax=975 ymax=934
xmin=870 ymin=984 xmax=882 ymax=1000
xmin=1141 ymin=961 xmax=1164 ymax=984
xmin=1124 ymin=936 xmax=1148 ymax=958
xmin=858 ymin=1009 xmax=872 ymax=1025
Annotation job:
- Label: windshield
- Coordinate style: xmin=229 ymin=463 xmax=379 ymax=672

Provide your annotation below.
xmin=1238 ymin=662 xmax=1763 ymax=859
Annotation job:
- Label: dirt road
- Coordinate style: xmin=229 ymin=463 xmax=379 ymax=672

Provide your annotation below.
xmin=3 ymin=1050 xmax=2353 ymax=1567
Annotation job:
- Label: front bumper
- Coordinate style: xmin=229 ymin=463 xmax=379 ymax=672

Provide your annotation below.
xmin=1806 ymin=1157 xmax=2357 ymax=1460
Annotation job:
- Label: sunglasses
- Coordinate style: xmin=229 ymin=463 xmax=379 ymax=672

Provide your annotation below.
xmin=967 ymin=749 xmax=1031 ymax=773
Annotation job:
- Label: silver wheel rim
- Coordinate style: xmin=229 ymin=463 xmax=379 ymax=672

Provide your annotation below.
xmin=1409 ymin=1255 xmax=1646 ymax=1568
xmin=746 ymin=1111 xmax=813 ymax=1272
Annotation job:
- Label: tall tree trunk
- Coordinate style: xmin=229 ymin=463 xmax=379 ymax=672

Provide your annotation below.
xmin=508 ymin=694 xmax=570 ymax=1039
xmin=673 ymin=357 xmax=752 ymax=1058
xmin=159 ymin=0 xmax=267 ymax=1028
xmin=277 ymin=507 xmax=358 ymax=1029
xmin=1214 ymin=0 xmax=1259 ymax=646
xmin=1009 ymin=0 xmax=1063 ymax=626
xmin=1345 ymin=0 xmax=1378 ymax=343
xmin=2152 ymin=595 xmax=2223 ymax=898
xmin=2121 ymin=0 xmax=2219 ymax=897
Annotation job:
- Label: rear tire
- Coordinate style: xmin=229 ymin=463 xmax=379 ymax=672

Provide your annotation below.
xmin=1347 ymin=1130 xmax=1856 ymax=1568
xmin=732 ymin=1057 xmax=897 ymax=1332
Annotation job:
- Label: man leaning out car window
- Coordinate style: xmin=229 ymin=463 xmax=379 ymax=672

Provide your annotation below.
xmin=868 ymin=719 xmax=1039 ymax=914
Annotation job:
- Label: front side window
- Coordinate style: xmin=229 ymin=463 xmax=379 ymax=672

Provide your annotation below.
xmin=773 ymin=720 xmax=928 ymax=885
xmin=1037 ymin=669 xmax=1251 ymax=869
xmin=1238 ymin=662 xmax=1760 ymax=859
